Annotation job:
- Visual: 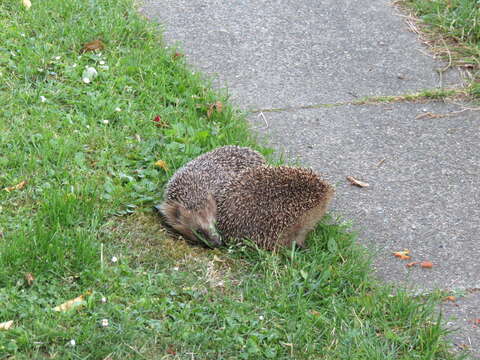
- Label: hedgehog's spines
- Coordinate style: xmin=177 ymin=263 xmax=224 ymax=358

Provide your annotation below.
xmin=217 ymin=165 xmax=334 ymax=250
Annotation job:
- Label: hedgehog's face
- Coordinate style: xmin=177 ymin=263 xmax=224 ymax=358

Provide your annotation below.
xmin=191 ymin=194 xmax=222 ymax=247
xmin=160 ymin=194 xmax=223 ymax=248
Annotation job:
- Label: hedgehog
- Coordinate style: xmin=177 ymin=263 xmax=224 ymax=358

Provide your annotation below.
xmin=158 ymin=145 xmax=266 ymax=247
xmin=216 ymin=166 xmax=335 ymax=250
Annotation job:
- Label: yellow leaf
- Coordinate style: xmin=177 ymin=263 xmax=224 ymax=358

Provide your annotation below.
xmin=54 ymin=294 xmax=86 ymax=312
xmin=154 ymin=160 xmax=169 ymax=170
xmin=22 ymin=0 xmax=31 ymax=9
xmin=0 ymin=320 xmax=13 ymax=330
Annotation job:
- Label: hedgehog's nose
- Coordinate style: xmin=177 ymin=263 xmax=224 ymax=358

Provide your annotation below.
xmin=212 ymin=237 xmax=223 ymax=247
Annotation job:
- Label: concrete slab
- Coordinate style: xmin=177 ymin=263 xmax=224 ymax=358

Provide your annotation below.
xmin=140 ymin=0 xmax=461 ymax=110
xmin=442 ymin=291 xmax=480 ymax=359
xmin=249 ymin=102 xmax=480 ymax=292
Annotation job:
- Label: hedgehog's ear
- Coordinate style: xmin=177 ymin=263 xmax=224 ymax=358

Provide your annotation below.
xmin=205 ymin=193 xmax=217 ymax=215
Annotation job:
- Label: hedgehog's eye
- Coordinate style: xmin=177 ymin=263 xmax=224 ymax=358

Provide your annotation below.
xmin=174 ymin=206 xmax=182 ymax=220
xmin=195 ymin=229 xmax=209 ymax=240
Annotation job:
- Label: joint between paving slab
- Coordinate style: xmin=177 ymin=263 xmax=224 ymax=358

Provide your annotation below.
xmin=249 ymin=87 xmax=474 ymax=114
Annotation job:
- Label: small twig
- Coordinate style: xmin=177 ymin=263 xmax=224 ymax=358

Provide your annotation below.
xmin=417 ymin=108 xmax=479 ymax=120
xmin=416 ymin=112 xmax=448 ymax=119
xmin=258 ymin=111 xmax=268 ymax=128
xmin=439 ymin=37 xmax=453 ymax=73
xmin=445 ymin=102 xmax=480 ymax=112
xmin=437 ymin=36 xmax=452 ymax=87
xmin=100 ymin=243 xmax=104 ymax=271
xmin=406 ymin=18 xmax=420 ymax=34
xmin=126 ymin=345 xmax=147 ymax=358
xmin=376 ymin=158 xmax=386 ymax=167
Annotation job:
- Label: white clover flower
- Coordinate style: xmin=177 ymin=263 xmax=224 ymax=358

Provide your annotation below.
xmin=82 ymin=67 xmax=98 ymax=84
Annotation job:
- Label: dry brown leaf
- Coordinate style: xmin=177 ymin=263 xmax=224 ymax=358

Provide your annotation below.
xmin=393 ymin=250 xmax=410 ymax=258
xmin=207 ymin=106 xmax=214 ymax=118
xmin=53 ymin=291 xmax=91 ymax=312
xmin=25 ymin=272 xmax=35 ymax=286
xmin=154 ymin=160 xmax=169 ymax=171
xmin=444 ymin=296 xmax=456 ymax=302
xmin=22 ymin=0 xmax=31 ymax=9
xmin=346 ymin=176 xmax=369 ymax=188
xmin=0 ymin=320 xmax=13 ymax=330
xmin=81 ymin=39 xmax=105 ymax=53
xmin=4 ymin=180 xmax=27 ymax=192
xmin=172 ymin=52 xmax=184 ymax=60
xmin=152 ymin=115 xmax=168 ymax=128
xmin=420 ymin=261 xmax=433 ymax=268
xmin=166 ymin=345 xmax=176 ymax=355
xmin=214 ymin=101 xmax=223 ymax=113
xmin=309 ymin=310 xmax=321 ymax=316
xmin=406 ymin=261 xmax=419 ymax=268
xmin=207 ymin=101 xmax=223 ymax=118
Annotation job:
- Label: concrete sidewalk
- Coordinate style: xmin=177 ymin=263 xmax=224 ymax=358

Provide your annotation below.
xmin=141 ymin=0 xmax=479 ymax=356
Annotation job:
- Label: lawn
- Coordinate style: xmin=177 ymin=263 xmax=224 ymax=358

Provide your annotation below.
xmin=0 ymin=0 xmax=461 ymax=358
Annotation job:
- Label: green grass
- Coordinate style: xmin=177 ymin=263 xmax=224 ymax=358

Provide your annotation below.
xmin=0 ymin=0 xmax=461 ymax=358
xmin=400 ymin=0 xmax=480 ymax=97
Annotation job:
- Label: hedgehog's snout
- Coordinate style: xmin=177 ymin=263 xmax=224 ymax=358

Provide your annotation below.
xmin=194 ymin=225 xmax=223 ymax=248
xmin=208 ymin=223 xmax=223 ymax=247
